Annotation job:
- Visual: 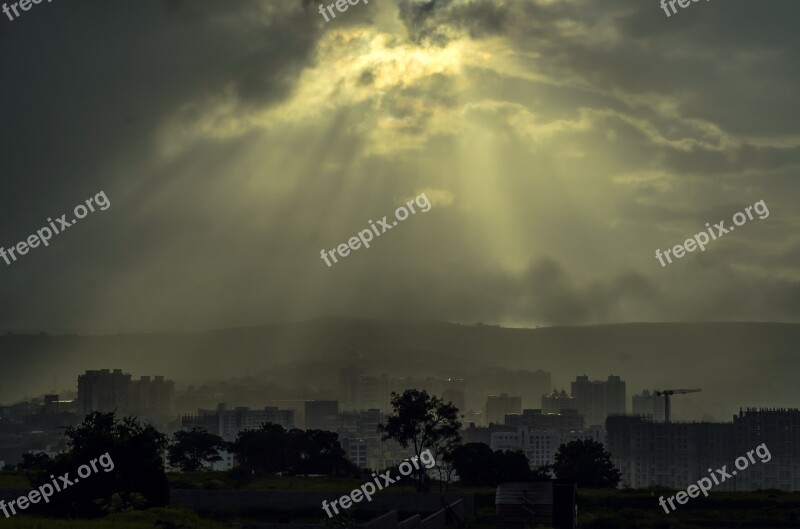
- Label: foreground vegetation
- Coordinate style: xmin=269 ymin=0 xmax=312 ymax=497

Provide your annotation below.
xmin=0 ymin=507 xmax=227 ymax=529
xmin=579 ymin=488 xmax=800 ymax=529
xmin=168 ymin=470 xmax=367 ymax=491
xmin=4 ymin=475 xmax=800 ymax=528
xmin=3 ymin=397 xmax=798 ymax=528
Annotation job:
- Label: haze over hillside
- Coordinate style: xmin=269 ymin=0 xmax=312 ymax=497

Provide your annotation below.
xmin=0 ymin=318 xmax=796 ymax=422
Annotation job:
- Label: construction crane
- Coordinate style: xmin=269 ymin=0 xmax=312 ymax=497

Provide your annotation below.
xmin=654 ymin=388 xmax=701 ymax=423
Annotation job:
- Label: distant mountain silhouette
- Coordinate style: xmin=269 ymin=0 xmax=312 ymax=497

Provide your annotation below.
xmin=1 ymin=318 xmax=796 ymax=421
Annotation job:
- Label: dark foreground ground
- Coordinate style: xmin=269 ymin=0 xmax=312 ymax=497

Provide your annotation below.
xmin=577 ymin=488 xmax=800 ymax=529
xmin=2 ymin=472 xmax=800 ymax=528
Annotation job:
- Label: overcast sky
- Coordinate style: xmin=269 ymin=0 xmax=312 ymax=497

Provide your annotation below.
xmin=0 ymin=0 xmax=798 ymax=333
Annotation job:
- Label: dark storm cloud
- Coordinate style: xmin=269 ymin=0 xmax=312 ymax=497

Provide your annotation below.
xmin=1 ymin=0 xmax=799 ymax=333
xmin=394 ymin=0 xmax=800 ymax=179
xmin=396 ymin=0 xmax=508 ymax=44
xmin=0 ymin=0 xmax=321 ymax=216
xmin=506 ymin=0 xmax=800 ymax=137
xmin=0 ymin=0 xmax=324 ymax=330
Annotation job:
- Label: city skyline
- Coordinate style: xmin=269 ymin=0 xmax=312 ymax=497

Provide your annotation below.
xmin=1 ymin=318 xmax=796 ymax=423
xmin=3 ymin=363 xmax=777 ymax=425
xmin=6 ymin=364 xmax=800 ymax=493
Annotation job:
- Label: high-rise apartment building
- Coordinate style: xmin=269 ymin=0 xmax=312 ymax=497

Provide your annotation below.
xmin=304 ymin=400 xmax=339 ymax=430
xmin=441 ymin=378 xmax=466 ymax=413
xmin=489 ymin=412 xmax=601 ymax=468
xmin=486 ymin=393 xmax=522 ymax=425
xmin=607 ymin=416 xmax=733 ymax=489
xmin=571 ymin=375 xmax=626 ymax=428
xmin=481 ymin=368 xmax=551 ymax=409
xmin=506 ymin=408 xmax=585 ymax=434
xmin=43 ymin=394 xmax=60 ymax=414
xmin=342 ymin=374 xmax=467 ymax=414
xmin=130 ymin=375 xmax=175 ymax=414
xmin=389 ymin=376 xmax=466 ymax=413
xmin=336 ymin=408 xmax=413 ymax=469
xmin=78 ymin=369 xmax=132 ymax=414
xmin=344 ymin=375 xmax=391 ymax=411
xmin=733 ymin=408 xmax=800 ymax=491
xmin=341 ymin=438 xmax=368 ymax=468
xmin=542 ymin=389 xmax=577 ymax=414
xmin=632 ymin=390 xmax=666 ymax=422
xmin=217 ymin=404 xmax=294 ymax=440
xmin=181 ymin=403 xmax=295 ymax=442
xmin=77 ymin=369 xmax=174 ymax=416
xmin=607 ymin=409 xmax=800 ymax=491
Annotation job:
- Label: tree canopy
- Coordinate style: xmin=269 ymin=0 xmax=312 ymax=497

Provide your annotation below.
xmin=551 ymin=439 xmax=621 ymax=488
xmin=377 ymin=389 xmax=462 ymax=491
xmin=31 ymin=411 xmax=169 ymax=518
xmin=450 ymin=443 xmax=538 ymax=486
xmin=228 ymin=423 xmax=356 ymax=477
xmin=168 ymin=427 xmax=227 ymax=472
xmin=449 ymin=442 xmax=496 ymax=486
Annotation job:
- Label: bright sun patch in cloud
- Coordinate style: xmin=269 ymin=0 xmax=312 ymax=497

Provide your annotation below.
xmin=158 ymin=27 xmax=503 ymax=157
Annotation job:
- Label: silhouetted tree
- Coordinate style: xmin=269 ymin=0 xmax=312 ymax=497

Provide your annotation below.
xmin=435 ymin=435 xmax=461 ymax=494
xmin=285 ymin=429 xmax=355 ymax=476
xmin=494 ymin=449 xmax=532 ymax=482
xmin=378 ymin=389 xmax=462 ymax=491
xmin=450 ymin=442 xmax=496 ymax=486
xmin=229 ymin=424 xmax=355 ymax=477
xmin=168 ymin=427 xmax=227 ymax=472
xmin=17 ymin=452 xmax=50 ymax=471
xmin=530 ymin=464 xmax=553 ymax=480
xmin=229 ymin=423 xmax=288 ymax=476
xmin=452 ymin=444 xmax=542 ymax=485
xmin=552 ymin=439 xmax=620 ymax=488
xmin=31 ymin=411 xmax=169 ymax=518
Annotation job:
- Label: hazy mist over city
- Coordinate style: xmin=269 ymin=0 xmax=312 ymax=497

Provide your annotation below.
xmin=1 ymin=320 xmax=799 ymax=423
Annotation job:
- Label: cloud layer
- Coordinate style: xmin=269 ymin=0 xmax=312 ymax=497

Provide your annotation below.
xmin=0 ymin=0 xmax=798 ymax=331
